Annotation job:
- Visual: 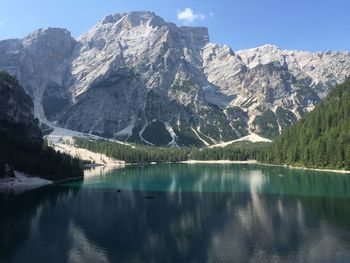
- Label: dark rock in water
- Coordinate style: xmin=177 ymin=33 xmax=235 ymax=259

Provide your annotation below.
xmin=117 ymin=189 xmax=121 ymax=193
xmin=145 ymin=195 xmax=155 ymax=199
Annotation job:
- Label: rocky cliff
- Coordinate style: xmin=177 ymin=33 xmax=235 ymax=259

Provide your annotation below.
xmin=0 ymin=71 xmax=83 ymax=180
xmin=0 ymin=71 xmax=42 ymax=143
xmin=0 ymin=11 xmax=349 ymax=146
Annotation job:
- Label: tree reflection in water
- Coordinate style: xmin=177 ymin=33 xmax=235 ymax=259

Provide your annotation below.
xmin=1 ymin=164 xmax=350 ymax=263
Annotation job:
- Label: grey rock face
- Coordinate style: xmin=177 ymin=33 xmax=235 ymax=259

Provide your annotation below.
xmin=0 ymin=71 xmax=42 ymax=143
xmin=0 ymin=28 xmax=76 ymax=118
xmin=0 ymin=12 xmax=349 ymax=145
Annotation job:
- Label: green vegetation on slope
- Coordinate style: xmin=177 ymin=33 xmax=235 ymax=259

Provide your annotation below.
xmin=258 ymin=77 xmax=350 ymax=170
xmin=0 ymin=122 xmax=83 ymax=179
xmin=75 ymin=138 xmax=190 ymax=163
xmin=275 ymin=106 xmax=297 ymax=130
xmin=74 ymin=138 xmax=265 ymax=163
xmin=75 ymin=77 xmax=350 ymax=171
xmin=190 ymin=142 xmax=268 ymax=161
xmin=0 ymin=72 xmax=83 ymax=179
xmin=142 ymin=120 xmax=173 ymax=146
xmin=252 ymin=109 xmax=279 ymax=138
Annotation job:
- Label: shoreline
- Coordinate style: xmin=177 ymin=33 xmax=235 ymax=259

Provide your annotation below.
xmin=181 ymin=159 xmax=350 ymax=174
xmin=52 ymin=175 xmax=85 ymax=185
xmin=0 ymin=171 xmax=53 ymax=194
xmin=2 ymin=159 xmax=348 ymax=194
xmin=181 ymin=160 xmax=257 ymax=164
xmin=0 ymin=164 xmax=124 ymax=193
xmin=256 ymin=162 xmax=350 ymax=174
xmin=87 ymin=158 xmax=350 ymax=175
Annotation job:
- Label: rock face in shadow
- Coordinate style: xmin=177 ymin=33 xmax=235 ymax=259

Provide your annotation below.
xmin=0 ymin=71 xmax=42 ymax=178
xmin=0 ymin=71 xmax=42 ymax=144
xmin=0 ymin=72 xmax=83 ymax=180
xmin=0 ymin=11 xmax=350 ymax=145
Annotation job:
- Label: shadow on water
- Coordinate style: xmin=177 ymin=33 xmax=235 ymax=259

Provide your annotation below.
xmin=1 ymin=164 xmax=350 ymax=263
xmin=0 ymin=185 xmax=82 ymax=263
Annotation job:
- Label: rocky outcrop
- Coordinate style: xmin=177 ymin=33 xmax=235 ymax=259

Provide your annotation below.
xmin=0 ymin=71 xmax=42 ymax=143
xmin=0 ymin=71 xmax=42 ymax=178
xmin=0 ymin=28 xmax=76 ymax=119
xmin=0 ymin=71 xmax=84 ymax=180
xmin=0 ymin=12 xmax=349 ymax=146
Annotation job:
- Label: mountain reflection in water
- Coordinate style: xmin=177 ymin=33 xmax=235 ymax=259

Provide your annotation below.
xmin=1 ymin=164 xmax=350 ymax=263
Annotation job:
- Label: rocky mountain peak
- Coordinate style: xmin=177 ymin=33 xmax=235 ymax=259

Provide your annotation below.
xmin=22 ymin=27 xmax=74 ymax=47
xmin=0 ymin=12 xmax=349 ymax=146
xmin=95 ymin=11 xmax=209 ymax=42
xmin=101 ymin=13 xmax=124 ymax=25
xmin=99 ymin=11 xmax=168 ymax=29
xmin=177 ymin=26 xmax=209 ymax=46
xmin=237 ymin=44 xmax=286 ymax=69
xmin=21 ymin=27 xmax=76 ymax=67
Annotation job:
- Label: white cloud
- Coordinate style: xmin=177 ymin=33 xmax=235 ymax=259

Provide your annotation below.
xmin=177 ymin=8 xmax=206 ymax=23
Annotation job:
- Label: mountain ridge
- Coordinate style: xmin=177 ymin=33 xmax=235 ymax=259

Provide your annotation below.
xmin=0 ymin=11 xmax=349 ymax=146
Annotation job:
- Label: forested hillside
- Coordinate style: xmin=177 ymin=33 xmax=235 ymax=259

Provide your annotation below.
xmin=74 ymin=138 xmax=264 ymax=163
xmin=72 ymin=76 xmax=350 ymax=170
xmin=258 ymin=77 xmax=350 ymax=170
xmin=0 ymin=72 xmax=83 ymax=179
xmin=1 ymin=12 xmax=350 ymax=146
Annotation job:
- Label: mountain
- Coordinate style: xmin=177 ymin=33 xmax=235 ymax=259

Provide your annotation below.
xmin=258 ymin=77 xmax=350 ymax=169
xmin=0 ymin=71 xmax=83 ymax=179
xmin=0 ymin=11 xmax=349 ymax=146
xmin=0 ymin=71 xmax=42 ymax=143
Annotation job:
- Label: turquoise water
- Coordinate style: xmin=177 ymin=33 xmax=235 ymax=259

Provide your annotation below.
xmin=1 ymin=164 xmax=350 ymax=262
xmin=70 ymin=164 xmax=350 ymax=197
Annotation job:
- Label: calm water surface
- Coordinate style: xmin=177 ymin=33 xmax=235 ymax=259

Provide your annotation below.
xmin=1 ymin=164 xmax=350 ymax=263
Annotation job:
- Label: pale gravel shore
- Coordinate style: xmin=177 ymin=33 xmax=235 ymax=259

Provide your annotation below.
xmin=52 ymin=143 xmax=125 ymax=167
xmin=84 ymin=164 xmax=125 ymax=177
xmin=257 ymin=162 xmax=350 ymax=174
xmin=181 ymin=160 xmax=258 ymax=164
xmin=0 ymin=141 xmax=125 ymax=193
xmin=182 ymin=159 xmax=350 ymax=174
xmin=0 ymin=171 xmax=53 ymax=193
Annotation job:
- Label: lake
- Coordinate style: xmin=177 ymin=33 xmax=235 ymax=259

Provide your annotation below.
xmin=1 ymin=164 xmax=350 ymax=263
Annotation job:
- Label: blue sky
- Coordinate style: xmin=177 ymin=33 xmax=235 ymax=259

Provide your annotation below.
xmin=0 ymin=0 xmax=349 ymax=51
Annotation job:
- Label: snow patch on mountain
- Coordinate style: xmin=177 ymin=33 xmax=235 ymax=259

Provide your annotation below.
xmin=166 ymin=123 xmax=178 ymax=146
xmin=1 ymin=12 xmax=350 ymax=146
xmin=191 ymin=127 xmax=210 ymax=146
xmin=209 ymin=133 xmax=271 ymax=148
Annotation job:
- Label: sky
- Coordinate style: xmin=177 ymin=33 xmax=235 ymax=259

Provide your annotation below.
xmin=0 ymin=0 xmax=349 ymax=52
